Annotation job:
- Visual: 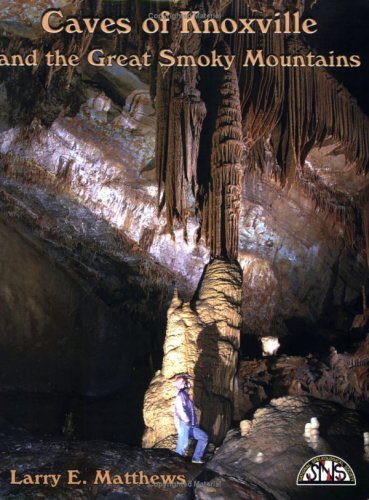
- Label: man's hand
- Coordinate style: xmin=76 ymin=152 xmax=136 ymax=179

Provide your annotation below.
xmin=195 ymin=407 xmax=201 ymax=421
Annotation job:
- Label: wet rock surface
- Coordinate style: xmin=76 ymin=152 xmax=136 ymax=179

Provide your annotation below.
xmin=209 ymin=396 xmax=369 ymax=499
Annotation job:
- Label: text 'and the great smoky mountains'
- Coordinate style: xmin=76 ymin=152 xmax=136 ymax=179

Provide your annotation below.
xmin=0 ymin=10 xmax=362 ymax=68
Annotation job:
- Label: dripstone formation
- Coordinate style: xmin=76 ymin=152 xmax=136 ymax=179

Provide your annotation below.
xmin=143 ymin=259 xmax=242 ymax=447
xmin=142 ymin=0 xmax=369 ymax=448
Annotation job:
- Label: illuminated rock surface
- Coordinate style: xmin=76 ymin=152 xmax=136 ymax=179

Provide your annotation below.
xmin=0 ymin=85 xmax=366 ymax=345
xmin=209 ymin=396 xmax=369 ymax=500
xmin=143 ymin=259 xmax=242 ymax=448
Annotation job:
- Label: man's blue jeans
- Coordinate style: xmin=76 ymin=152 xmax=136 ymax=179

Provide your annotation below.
xmin=176 ymin=421 xmax=208 ymax=461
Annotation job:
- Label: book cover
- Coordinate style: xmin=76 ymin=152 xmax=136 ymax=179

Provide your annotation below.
xmin=0 ymin=1 xmax=368 ymax=498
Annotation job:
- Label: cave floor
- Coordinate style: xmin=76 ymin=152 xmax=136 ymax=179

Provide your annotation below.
xmin=1 ymin=396 xmax=369 ymax=500
xmin=0 ymin=424 xmax=267 ymax=500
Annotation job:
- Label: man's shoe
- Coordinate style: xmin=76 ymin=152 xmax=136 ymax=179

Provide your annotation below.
xmin=192 ymin=459 xmax=205 ymax=464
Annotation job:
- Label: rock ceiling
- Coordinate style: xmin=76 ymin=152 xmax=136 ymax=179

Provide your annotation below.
xmin=0 ymin=1 xmax=369 ymax=307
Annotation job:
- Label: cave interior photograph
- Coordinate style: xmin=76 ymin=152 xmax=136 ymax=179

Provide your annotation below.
xmin=1 ymin=0 xmax=369 ymax=498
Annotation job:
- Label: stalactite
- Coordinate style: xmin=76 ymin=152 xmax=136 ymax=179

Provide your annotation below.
xmin=151 ymin=0 xmax=369 ymax=261
xmin=154 ymin=2 xmax=206 ymax=239
xmin=269 ymin=36 xmax=369 ymax=183
xmin=227 ymin=2 xmax=284 ymax=150
xmin=155 ymin=63 xmax=206 ymax=238
xmin=314 ymin=69 xmax=369 ymax=175
xmin=238 ymin=14 xmax=369 ymax=258
xmin=247 ymin=139 xmax=369 ymax=252
xmin=201 ymin=42 xmax=243 ymax=260
xmin=227 ymin=2 xmax=369 ymax=183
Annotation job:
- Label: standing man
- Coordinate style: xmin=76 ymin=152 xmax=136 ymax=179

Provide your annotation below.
xmin=174 ymin=374 xmax=208 ymax=464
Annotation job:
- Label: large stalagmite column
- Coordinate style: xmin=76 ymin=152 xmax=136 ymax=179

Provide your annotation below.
xmin=143 ymin=259 xmax=242 ymax=448
xmin=144 ymin=36 xmax=244 ymax=447
xmin=143 ymin=41 xmax=244 ymax=448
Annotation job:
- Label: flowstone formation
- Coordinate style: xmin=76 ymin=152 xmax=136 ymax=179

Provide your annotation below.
xmin=143 ymin=259 xmax=242 ymax=448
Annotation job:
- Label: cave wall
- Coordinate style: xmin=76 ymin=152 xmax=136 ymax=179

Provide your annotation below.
xmin=239 ymin=178 xmax=368 ymax=347
xmin=0 ymin=219 xmax=143 ymax=394
xmin=1 ymin=64 xmax=367 ymax=358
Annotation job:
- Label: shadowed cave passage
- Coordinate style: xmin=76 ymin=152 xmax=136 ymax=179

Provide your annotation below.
xmin=0 ymin=179 xmax=177 ymax=445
